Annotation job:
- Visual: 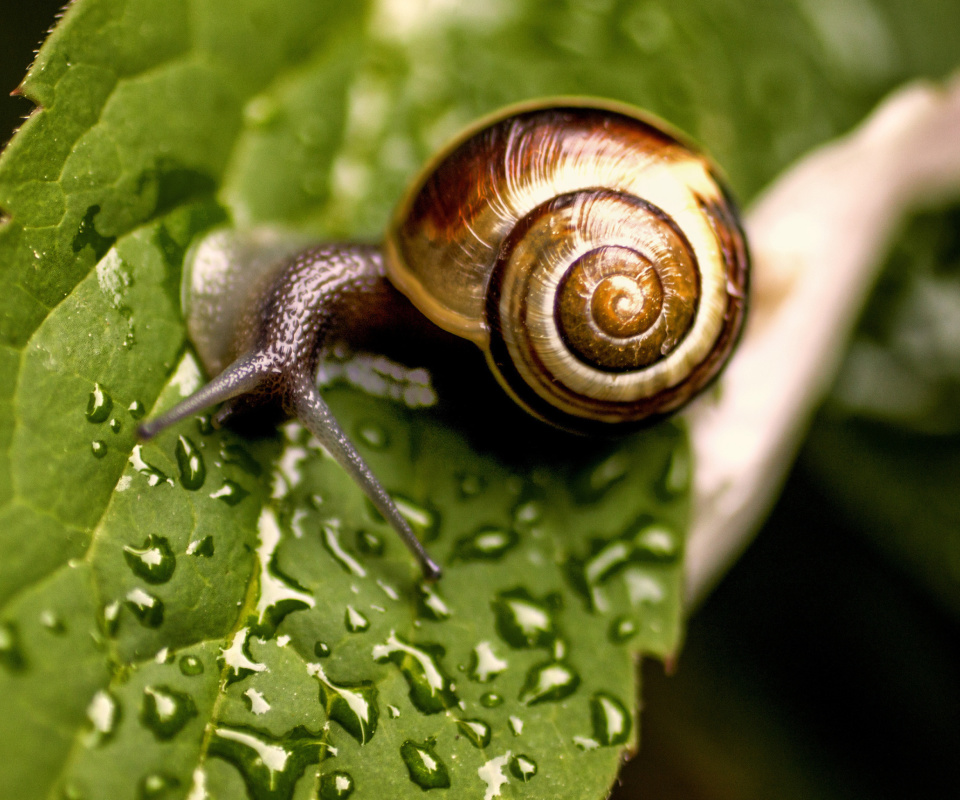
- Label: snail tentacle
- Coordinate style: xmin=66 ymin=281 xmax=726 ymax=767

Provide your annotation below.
xmin=138 ymin=244 xmax=441 ymax=578
xmin=289 ymin=372 xmax=441 ymax=580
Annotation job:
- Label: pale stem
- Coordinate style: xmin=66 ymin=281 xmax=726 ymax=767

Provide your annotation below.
xmin=684 ymin=74 xmax=960 ymax=607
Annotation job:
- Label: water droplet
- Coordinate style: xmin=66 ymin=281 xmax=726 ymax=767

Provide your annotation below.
xmin=456 ymin=718 xmax=491 ymax=749
xmin=109 ymin=418 xmax=122 ymax=433
xmin=179 ymin=655 xmax=204 ymax=676
xmin=129 ymin=445 xmax=173 ymax=487
xmin=510 ymin=754 xmax=538 ymax=782
xmin=220 ymin=628 xmax=267 ymax=682
xmin=308 ymin=662 xmax=379 ymax=744
xmin=478 ymin=752 xmax=510 ymax=800
xmin=173 ymin=436 xmax=206 ymax=490
xmin=657 ymin=447 xmax=690 ymax=499
xmin=0 ymin=621 xmax=26 ymax=671
xmin=458 ymin=473 xmax=485 ymax=498
xmin=356 ymin=530 xmax=384 ymax=556
xmin=243 ymin=687 xmax=271 ymax=715
xmin=345 ymin=606 xmax=370 ymax=633
xmin=39 ymin=609 xmax=66 ymax=634
xmin=356 ymin=421 xmax=389 ymax=449
xmin=468 ymin=641 xmax=507 ymax=683
xmin=417 ymin=582 xmax=451 ymax=621
xmin=314 ymin=641 xmax=331 ymax=658
xmin=255 ymin=508 xmax=315 ymax=629
xmin=100 ymin=601 xmax=121 ymax=637
xmin=140 ymin=685 xmax=198 ymax=740
xmin=186 ymin=536 xmax=214 ymax=557
xmin=319 ymin=770 xmax=355 ymax=800
xmin=400 ymin=739 xmax=450 ymax=790
xmin=633 ymin=523 xmax=679 ymax=561
xmin=609 ymin=616 xmax=638 ymax=643
xmin=196 ymin=415 xmax=215 ymax=435
xmin=508 ymin=716 xmax=523 ymax=736
xmin=569 ymin=516 xmax=679 ymax=609
xmin=493 ymin=589 xmax=558 ymax=649
xmin=513 ymin=500 xmax=543 ymax=528
xmin=576 ymin=452 xmax=629 ymax=501
xmin=519 ymin=661 xmax=580 ymax=705
xmin=454 ymin=526 xmax=518 ymax=561
xmin=128 ymin=400 xmax=146 ymax=420
xmin=86 ymin=384 xmax=112 ymax=423
xmin=123 ymin=534 xmax=176 ymax=584
xmin=373 ymin=631 xmax=457 ymax=714
xmin=208 ymin=725 xmax=324 ymax=800
xmin=138 ymin=772 xmax=179 ymax=799
xmin=387 ymin=704 xmax=400 ymax=718
xmin=479 ymin=692 xmax=503 ymax=708
xmin=322 ymin=521 xmax=367 ymax=577
xmin=209 ymin=480 xmax=248 ymax=506
xmin=573 ymin=735 xmax=600 ymax=751
xmin=125 ymin=588 xmax=165 ymax=627
xmin=91 ymin=440 xmax=107 ymax=458
xmin=221 ymin=443 xmax=262 ymax=475
xmin=590 ymin=691 xmax=632 ymax=746
xmin=85 ymin=689 xmax=120 ymax=746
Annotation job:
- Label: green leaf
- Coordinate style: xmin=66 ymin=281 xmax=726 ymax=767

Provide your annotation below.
xmin=3 ymin=1 xmax=957 ymax=799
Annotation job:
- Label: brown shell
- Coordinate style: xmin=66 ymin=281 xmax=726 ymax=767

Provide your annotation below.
xmin=383 ymin=99 xmax=748 ymax=431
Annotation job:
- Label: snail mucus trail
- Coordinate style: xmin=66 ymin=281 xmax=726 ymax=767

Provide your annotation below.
xmin=138 ymin=100 xmax=750 ymax=580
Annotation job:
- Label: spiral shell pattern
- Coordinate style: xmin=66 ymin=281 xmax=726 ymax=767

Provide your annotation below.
xmin=386 ymin=101 xmax=748 ymax=430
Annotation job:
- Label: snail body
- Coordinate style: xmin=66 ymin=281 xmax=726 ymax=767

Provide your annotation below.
xmin=139 ymin=99 xmax=749 ymax=577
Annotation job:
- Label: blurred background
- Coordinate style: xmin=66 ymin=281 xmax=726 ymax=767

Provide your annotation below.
xmin=3 ymin=1 xmax=958 ymax=798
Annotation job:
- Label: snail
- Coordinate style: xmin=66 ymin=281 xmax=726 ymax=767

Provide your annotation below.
xmin=138 ymin=99 xmax=750 ymax=580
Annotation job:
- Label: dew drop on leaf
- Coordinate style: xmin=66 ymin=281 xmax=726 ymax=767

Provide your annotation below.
xmin=186 ymin=536 xmax=214 ymax=557
xmin=492 ymin=589 xmax=558 ymax=649
xmin=456 ymin=718 xmax=492 ymax=748
xmin=125 ymin=588 xmax=165 ymax=627
xmin=319 ymin=770 xmax=355 ymax=800
xmin=322 ymin=522 xmax=367 ymax=577
xmin=519 ymin=661 xmax=581 ymax=706
xmin=356 ymin=530 xmax=384 ymax=556
xmin=85 ymin=689 xmax=120 ymax=746
xmin=372 ymin=631 xmax=458 ymax=714
xmin=140 ymin=685 xmax=198 ymax=740
xmin=313 ymin=641 xmax=331 ymax=658
xmin=86 ymin=383 xmax=112 ymax=423
xmin=308 ymin=662 xmax=379 ymax=744
xmin=175 ymin=435 xmax=206 ymax=490
xmin=138 ymin=771 xmax=180 ymax=799
xmin=508 ymin=716 xmax=523 ymax=736
xmin=468 ymin=641 xmax=507 ymax=683
xmin=209 ymin=479 xmax=249 ymax=506
xmin=0 ymin=621 xmax=26 ymax=672
xmin=123 ymin=534 xmax=176 ymax=584
xmin=356 ymin=421 xmax=389 ymax=449
xmin=400 ymin=739 xmax=450 ymax=790
xmin=510 ymin=754 xmax=538 ymax=782
xmin=479 ymin=692 xmax=503 ymax=708
xmin=208 ymin=725 xmax=324 ymax=800
xmin=345 ymin=605 xmax=370 ymax=633
xmin=453 ymin=526 xmax=518 ymax=562
xmin=416 ymin=582 xmax=451 ymax=621
xmin=39 ymin=609 xmax=66 ymax=634
xmin=457 ymin=472 xmax=485 ymax=498
xmin=109 ymin=418 xmax=122 ymax=433
xmin=91 ymin=440 xmax=107 ymax=458
xmin=100 ymin=601 xmax=121 ymax=637
xmin=590 ymin=691 xmax=632 ymax=746
xmin=220 ymin=442 xmax=262 ymax=475
xmin=128 ymin=400 xmax=146 ymax=420
xmin=609 ymin=616 xmax=638 ymax=643
xmin=179 ymin=655 xmax=204 ymax=676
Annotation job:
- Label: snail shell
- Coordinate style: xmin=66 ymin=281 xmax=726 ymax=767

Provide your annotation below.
xmin=139 ymin=99 xmax=749 ymax=577
xmin=385 ymin=100 xmax=748 ymax=431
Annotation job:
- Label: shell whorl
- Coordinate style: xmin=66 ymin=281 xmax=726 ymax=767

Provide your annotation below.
xmin=385 ymin=101 xmax=748 ymax=431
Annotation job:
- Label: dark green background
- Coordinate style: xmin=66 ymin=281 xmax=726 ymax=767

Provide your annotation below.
xmin=3 ymin=2 xmax=958 ymax=798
